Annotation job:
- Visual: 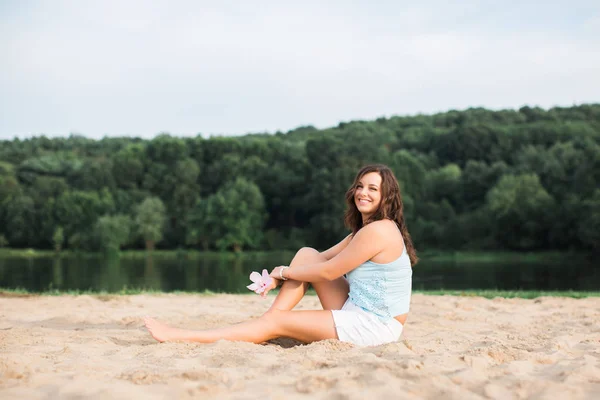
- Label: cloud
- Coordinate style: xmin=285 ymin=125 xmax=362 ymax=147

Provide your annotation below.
xmin=1 ymin=0 xmax=599 ymax=139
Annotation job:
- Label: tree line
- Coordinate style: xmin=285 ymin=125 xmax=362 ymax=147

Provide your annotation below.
xmin=0 ymin=104 xmax=598 ymax=253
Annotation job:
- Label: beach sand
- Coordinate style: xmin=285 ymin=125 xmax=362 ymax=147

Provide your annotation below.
xmin=1 ymin=293 xmax=599 ymax=399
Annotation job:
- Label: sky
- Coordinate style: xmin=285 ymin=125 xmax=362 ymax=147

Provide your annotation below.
xmin=1 ymin=0 xmax=599 ymax=140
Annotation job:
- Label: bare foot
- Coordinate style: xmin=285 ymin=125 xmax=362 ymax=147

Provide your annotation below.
xmin=143 ymin=317 xmax=185 ymax=343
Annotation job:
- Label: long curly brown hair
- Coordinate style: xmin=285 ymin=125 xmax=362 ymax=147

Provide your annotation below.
xmin=344 ymin=164 xmax=418 ymax=265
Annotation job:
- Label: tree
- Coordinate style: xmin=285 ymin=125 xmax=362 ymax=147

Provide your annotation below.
xmin=425 ymin=163 xmax=462 ymax=207
xmin=0 ymin=103 xmax=599 ymax=252
xmin=390 ymin=150 xmax=427 ymax=199
xmin=578 ymin=190 xmax=600 ymax=251
xmin=0 ymin=163 xmax=20 ymax=202
xmin=4 ymin=195 xmax=38 ymax=247
xmin=186 ymin=199 xmax=212 ymax=250
xmin=135 ymin=197 xmax=166 ymax=251
xmin=145 ymin=134 xmax=188 ymax=164
xmin=16 ymin=153 xmax=78 ymax=185
xmin=412 ymin=200 xmax=458 ymax=248
xmin=95 ymin=215 xmax=132 ymax=252
xmin=486 ymin=174 xmax=555 ymax=249
xmin=69 ymin=159 xmax=116 ymax=191
xmin=31 ymin=176 xmax=68 ymax=199
xmin=434 ymin=121 xmax=516 ymax=166
xmin=54 ymin=189 xmax=115 ymax=250
xmin=52 ymin=227 xmax=64 ymax=252
xmin=190 ymin=178 xmax=267 ymax=252
xmin=169 ymin=158 xmax=201 ymax=244
xmin=112 ymin=144 xmax=145 ymax=189
xmin=461 ymin=161 xmax=508 ymax=211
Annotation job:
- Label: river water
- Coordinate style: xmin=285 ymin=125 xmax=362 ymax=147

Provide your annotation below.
xmin=0 ymin=252 xmax=597 ymax=293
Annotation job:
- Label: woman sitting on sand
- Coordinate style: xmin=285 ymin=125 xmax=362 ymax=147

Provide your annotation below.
xmin=144 ymin=164 xmax=418 ymax=347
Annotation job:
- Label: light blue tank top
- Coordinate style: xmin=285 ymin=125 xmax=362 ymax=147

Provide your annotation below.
xmin=347 ymin=240 xmax=412 ymax=319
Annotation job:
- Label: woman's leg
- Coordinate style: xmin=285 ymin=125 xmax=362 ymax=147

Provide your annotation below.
xmin=143 ymin=247 xmax=349 ymax=344
xmin=144 ymin=309 xmax=337 ymax=344
xmin=269 ymin=247 xmax=349 ymax=311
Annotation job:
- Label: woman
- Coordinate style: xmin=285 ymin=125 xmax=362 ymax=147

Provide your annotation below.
xmin=144 ymin=164 xmax=417 ymax=346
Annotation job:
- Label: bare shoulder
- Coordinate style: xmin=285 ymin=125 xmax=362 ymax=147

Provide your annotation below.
xmin=360 ymin=219 xmax=398 ymax=236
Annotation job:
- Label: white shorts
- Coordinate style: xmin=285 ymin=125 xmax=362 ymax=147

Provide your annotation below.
xmin=331 ymin=299 xmax=403 ymax=347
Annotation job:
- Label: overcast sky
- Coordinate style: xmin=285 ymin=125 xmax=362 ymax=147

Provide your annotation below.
xmin=1 ymin=0 xmax=599 ymax=140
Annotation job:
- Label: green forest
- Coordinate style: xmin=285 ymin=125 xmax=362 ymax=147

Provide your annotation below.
xmin=0 ymin=104 xmax=599 ymax=253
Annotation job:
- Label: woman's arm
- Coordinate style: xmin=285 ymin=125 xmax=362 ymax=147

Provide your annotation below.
xmin=319 ymin=234 xmax=352 ymax=261
xmin=272 ymin=222 xmax=389 ymax=282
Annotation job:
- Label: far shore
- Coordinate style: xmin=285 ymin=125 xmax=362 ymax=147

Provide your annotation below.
xmin=0 ymin=247 xmax=592 ymax=263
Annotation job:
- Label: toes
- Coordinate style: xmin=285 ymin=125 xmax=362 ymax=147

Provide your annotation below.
xmin=143 ymin=317 xmax=155 ymax=330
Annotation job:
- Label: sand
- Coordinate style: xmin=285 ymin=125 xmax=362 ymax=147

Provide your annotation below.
xmin=0 ymin=293 xmax=599 ymax=399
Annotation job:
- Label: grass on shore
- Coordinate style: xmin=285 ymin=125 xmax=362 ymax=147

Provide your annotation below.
xmin=1 ymin=287 xmax=598 ymax=299
xmin=412 ymin=290 xmax=600 ymax=299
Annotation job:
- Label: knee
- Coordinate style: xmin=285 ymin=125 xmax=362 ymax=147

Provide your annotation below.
xmin=263 ymin=308 xmax=281 ymax=320
xmin=296 ymin=247 xmax=319 ymax=257
xmin=261 ymin=309 xmax=283 ymax=334
xmin=291 ymin=247 xmax=326 ymax=268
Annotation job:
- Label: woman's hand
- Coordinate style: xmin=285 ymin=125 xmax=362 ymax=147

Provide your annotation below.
xmin=247 ymin=269 xmax=279 ymax=298
xmin=269 ymin=266 xmax=288 ymax=283
xmin=258 ymin=266 xmax=287 ymax=298
xmin=259 ymin=277 xmax=280 ymax=298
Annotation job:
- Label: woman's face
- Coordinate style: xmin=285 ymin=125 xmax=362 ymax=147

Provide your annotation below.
xmin=354 ymin=172 xmax=382 ymax=218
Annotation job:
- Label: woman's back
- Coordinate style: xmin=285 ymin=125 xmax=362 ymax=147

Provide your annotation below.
xmin=347 ymin=242 xmax=412 ymax=320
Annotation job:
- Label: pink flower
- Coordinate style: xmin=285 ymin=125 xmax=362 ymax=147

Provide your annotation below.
xmin=247 ymin=269 xmax=273 ymax=294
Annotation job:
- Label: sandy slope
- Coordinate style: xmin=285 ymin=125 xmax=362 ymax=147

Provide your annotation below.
xmin=0 ymin=293 xmax=599 ymax=399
